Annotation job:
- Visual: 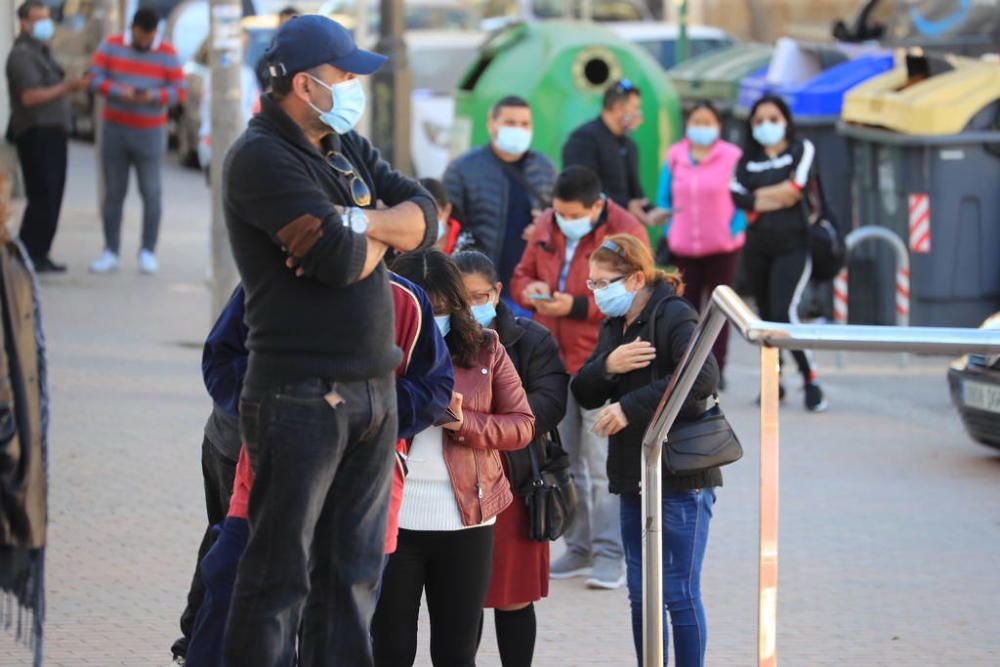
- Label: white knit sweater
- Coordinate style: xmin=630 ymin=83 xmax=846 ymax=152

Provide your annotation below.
xmin=398 ymin=426 xmax=496 ymax=531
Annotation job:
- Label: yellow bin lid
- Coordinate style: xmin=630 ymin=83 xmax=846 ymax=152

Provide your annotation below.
xmin=842 ymin=58 xmax=1000 ymax=135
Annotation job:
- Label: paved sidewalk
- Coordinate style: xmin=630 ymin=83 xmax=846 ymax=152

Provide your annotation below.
xmin=0 ymin=142 xmax=998 ymax=666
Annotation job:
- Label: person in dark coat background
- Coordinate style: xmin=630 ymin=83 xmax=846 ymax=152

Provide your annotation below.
xmin=455 ymin=250 xmax=568 ymax=667
xmin=562 ymin=80 xmax=664 ymax=228
xmin=443 ymin=95 xmax=556 ymax=312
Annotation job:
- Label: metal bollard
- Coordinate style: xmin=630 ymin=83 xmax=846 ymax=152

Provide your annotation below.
xmin=834 ymin=227 xmax=910 ymax=367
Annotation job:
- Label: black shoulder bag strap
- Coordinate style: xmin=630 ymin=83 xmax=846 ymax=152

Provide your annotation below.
xmin=646 ymin=294 xmax=682 ymax=381
xmin=647 ymin=293 xmax=719 ymax=411
xmin=498 ymin=155 xmax=550 ymax=211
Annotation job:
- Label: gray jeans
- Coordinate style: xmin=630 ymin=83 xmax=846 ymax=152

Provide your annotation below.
xmin=100 ymin=122 xmax=166 ymax=254
xmin=558 ymin=389 xmax=623 ymax=563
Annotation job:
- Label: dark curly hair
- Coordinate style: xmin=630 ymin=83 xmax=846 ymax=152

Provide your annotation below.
xmin=391 ymin=249 xmax=486 ymax=368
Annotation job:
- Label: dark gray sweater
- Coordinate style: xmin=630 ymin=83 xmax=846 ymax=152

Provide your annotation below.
xmin=223 ymin=95 xmax=436 ymax=389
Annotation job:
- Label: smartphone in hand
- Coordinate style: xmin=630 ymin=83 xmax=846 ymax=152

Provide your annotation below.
xmin=528 ymin=294 xmax=553 ymax=301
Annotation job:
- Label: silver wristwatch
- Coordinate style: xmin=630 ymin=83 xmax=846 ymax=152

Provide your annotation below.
xmin=344 ymin=206 xmax=369 ymax=234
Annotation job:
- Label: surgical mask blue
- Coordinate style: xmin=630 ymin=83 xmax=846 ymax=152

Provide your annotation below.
xmin=437 ymin=217 xmax=448 ymax=241
xmin=752 ymin=121 xmax=786 ymax=147
xmin=594 ymin=279 xmax=636 ymax=318
xmin=494 ymin=126 xmax=532 ymax=156
xmin=307 ymin=75 xmax=366 ymax=135
xmin=686 ymin=125 xmax=719 ymax=147
xmin=434 ymin=314 xmax=451 ymax=337
xmin=555 ymin=213 xmax=593 ymax=242
xmin=471 ymin=302 xmax=496 ymax=328
xmin=31 ymin=18 xmax=54 ymax=41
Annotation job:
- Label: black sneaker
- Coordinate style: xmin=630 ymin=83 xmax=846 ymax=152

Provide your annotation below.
xmin=756 ymin=384 xmax=786 ymax=405
xmin=31 ymin=257 xmax=67 ymax=274
xmin=804 ymin=382 xmax=828 ymax=412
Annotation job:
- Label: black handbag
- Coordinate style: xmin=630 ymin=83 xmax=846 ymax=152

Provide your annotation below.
xmin=516 ymin=429 xmax=578 ymax=542
xmin=648 ymin=297 xmax=743 ymax=476
xmin=803 ymin=175 xmax=845 ymax=283
xmin=662 ymin=404 xmax=742 ymax=475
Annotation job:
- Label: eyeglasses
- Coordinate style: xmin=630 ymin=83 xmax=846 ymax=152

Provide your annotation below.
xmin=325 ymin=151 xmax=372 ymax=208
xmin=467 ymin=289 xmax=495 ymax=306
xmin=586 ymin=275 xmax=627 ymax=292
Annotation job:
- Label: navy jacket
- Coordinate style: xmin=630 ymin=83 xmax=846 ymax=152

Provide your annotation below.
xmin=202 ymin=277 xmax=452 ymax=440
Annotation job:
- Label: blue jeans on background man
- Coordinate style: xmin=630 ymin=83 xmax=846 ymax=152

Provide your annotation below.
xmin=620 ymin=488 xmax=716 ymax=667
xmin=223 ymin=375 xmax=397 ymax=667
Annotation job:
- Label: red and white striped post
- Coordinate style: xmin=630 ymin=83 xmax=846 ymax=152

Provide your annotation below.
xmin=836 ymin=227 xmax=912 ymax=367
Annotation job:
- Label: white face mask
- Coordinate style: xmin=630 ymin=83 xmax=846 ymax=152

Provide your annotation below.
xmin=307 ymin=75 xmax=366 ymax=135
xmin=493 ymin=126 xmax=532 ymax=156
xmin=437 ymin=217 xmax=448 ymax=240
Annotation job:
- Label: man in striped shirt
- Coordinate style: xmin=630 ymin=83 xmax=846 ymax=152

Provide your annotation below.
xmin=89 ymin=8 xmax=185 ymax=275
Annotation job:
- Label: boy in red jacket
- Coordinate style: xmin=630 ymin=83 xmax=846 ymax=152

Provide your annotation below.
xmin=512 ymin=166 xmax=647 ymax=590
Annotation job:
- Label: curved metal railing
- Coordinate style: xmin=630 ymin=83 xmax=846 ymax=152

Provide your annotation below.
xmin=640 ymin=285 xmax=1000 ymax=667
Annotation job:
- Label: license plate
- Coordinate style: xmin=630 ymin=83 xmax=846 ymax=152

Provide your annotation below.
xmin=963 ymin=380 xmax=1000 ymax=414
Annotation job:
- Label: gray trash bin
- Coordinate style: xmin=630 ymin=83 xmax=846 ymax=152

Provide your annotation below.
xmin=839 ymin=60 xmax=1000 ymax=327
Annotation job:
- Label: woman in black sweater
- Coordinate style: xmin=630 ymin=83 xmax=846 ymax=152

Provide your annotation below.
xmin=730 ymin=94 xmax=827 ymax=412
xmin=571 ymin=234 xmax=720 ymax=667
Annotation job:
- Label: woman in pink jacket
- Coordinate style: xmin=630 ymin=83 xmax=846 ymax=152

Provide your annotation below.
xmin=656 ymin=101 xmax=744 ymax=386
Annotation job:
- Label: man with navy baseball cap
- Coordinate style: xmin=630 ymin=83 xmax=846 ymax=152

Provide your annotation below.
xmin=221 ymin=13 xmax=437 ymax=667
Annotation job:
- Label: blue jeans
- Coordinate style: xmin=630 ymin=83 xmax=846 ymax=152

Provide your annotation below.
xmin=224 ymin=375 xmax=397 ymax=667
xmin=621 ymin=488 xmax=716 ymax=667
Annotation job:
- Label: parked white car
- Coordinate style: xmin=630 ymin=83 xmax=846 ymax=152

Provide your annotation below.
xmin=609 ymin=21 xmax=734 ymax=70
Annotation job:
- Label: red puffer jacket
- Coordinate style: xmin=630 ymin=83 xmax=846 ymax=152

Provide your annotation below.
xmin=511 ymin=200 xmax=648 ymax=375
xmin=443 ymin=329 xmax=534 ymax=526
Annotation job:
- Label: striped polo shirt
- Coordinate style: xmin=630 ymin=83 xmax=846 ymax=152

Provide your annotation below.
xmin=90 ymin=34 xmax=185 ymax=130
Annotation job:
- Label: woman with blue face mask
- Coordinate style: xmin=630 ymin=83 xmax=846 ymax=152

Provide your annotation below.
xmin=730 ymin=94 xmax=828 ymax=412
xmin=454 ymin=250 xmax=568 ymax=667
xmin=571 ymin=234 xmax=722 ymax=667
xmin=655 ymin=100 xmax=745 ymax=389
xmin=375 ymin=250 xmax=535 ymax=667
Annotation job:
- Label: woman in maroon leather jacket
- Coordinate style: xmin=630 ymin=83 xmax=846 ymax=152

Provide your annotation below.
xmin=374 ymin=250 xmax=535 ymax=667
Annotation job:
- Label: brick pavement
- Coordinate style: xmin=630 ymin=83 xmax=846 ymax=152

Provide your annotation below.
xmin=0 ymin=143 xmax=998 ymax=666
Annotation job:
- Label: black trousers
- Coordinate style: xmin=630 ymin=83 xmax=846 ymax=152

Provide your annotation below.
xmin=224 ymin=375 xmax=397 ymax=667
xmin=172 ymin=437 xmax=238 ymax=659
xmin=373 ymin=525 xmax=495 ymax=667
xmin=743 ymin=242 xmax=815 ymax=380
xmin=15 ymin=127 xmax=68 ymax=261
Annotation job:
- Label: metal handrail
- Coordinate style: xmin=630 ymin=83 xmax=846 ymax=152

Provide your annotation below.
xmin=640 ymin=285 xmax=1000 ymax=667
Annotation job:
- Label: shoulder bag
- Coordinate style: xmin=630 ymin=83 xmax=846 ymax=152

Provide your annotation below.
xmin=647 ymin=295 xmax=743 ymax=476
xmin=509 ymin=428 xmax=578 ymax=542
xmin=802 ymin=174 xmax=845 ymax=283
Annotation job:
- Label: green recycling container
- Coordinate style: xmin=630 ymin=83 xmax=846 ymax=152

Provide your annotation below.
xmin=667 ymin=43 xmax=773 ymax=145
xmin=451 ymin=21 xmax=681 ymax=246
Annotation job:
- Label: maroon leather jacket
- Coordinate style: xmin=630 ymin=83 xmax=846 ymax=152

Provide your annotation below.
xmin=444 ymin=329 xmax=534 ymax=526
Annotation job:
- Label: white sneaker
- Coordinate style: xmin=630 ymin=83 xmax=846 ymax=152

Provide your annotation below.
xmin=89 ymin=250 xmax=120 ymax=274
xmin=138 ymin=250 xmax=159 ymax=275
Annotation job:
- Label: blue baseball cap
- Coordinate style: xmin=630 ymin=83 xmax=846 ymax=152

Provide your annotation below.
xmin=265 ymin=15 xmax=387 ymax=77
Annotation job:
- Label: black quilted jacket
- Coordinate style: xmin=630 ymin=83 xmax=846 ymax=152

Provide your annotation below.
xmin=443 ymin=146 xmax=556 ymax=263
